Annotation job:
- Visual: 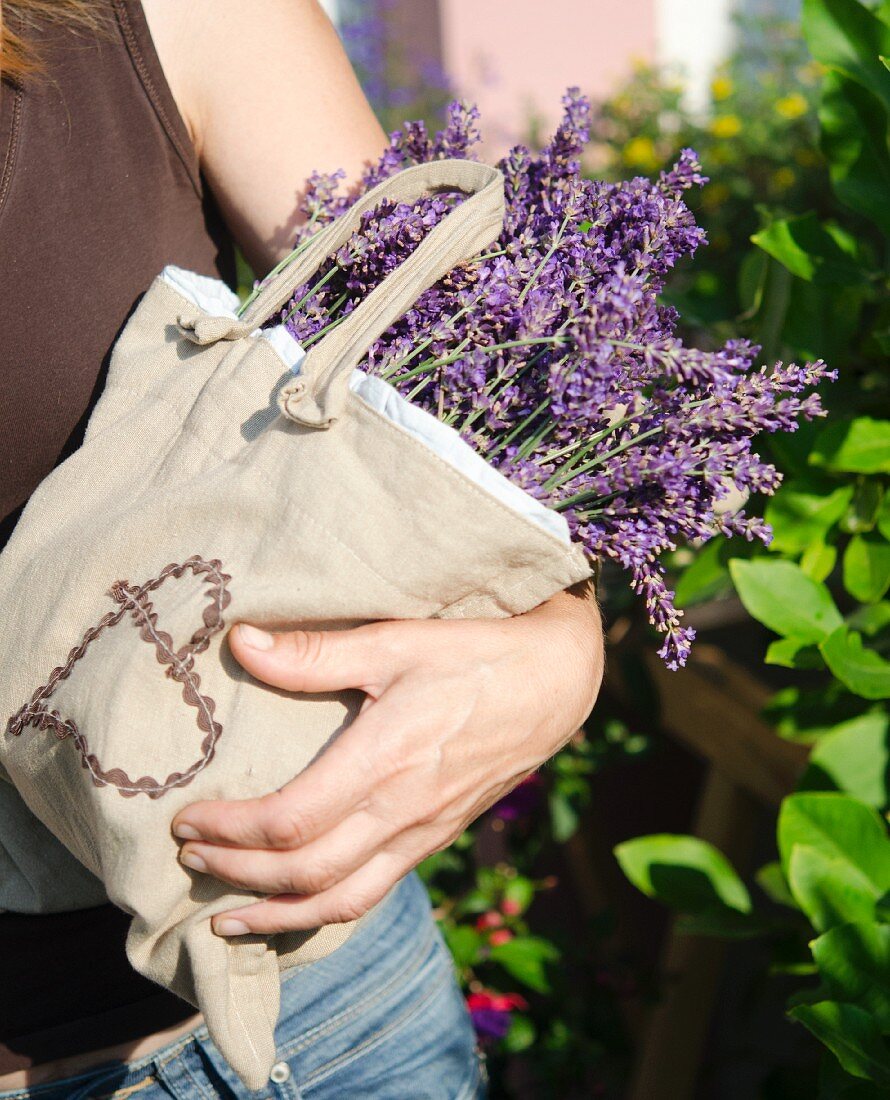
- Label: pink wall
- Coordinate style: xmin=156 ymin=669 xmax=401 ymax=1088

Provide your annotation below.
xmin=438 ymin=0 xmax=657 ymax=161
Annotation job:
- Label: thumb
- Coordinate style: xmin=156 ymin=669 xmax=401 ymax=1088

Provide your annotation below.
xmin=228 ymin=622 xmax=393 ymax=696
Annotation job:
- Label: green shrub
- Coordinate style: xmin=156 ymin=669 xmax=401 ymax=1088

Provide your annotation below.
xmin=616 ymin=2 xmax=890 ymax=1092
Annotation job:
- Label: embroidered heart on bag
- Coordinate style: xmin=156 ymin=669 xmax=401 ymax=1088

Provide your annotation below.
xmin=6 ymin=556 xmax=231 ymax=799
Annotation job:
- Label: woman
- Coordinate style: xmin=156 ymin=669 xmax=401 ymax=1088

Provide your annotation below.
xmin=0 ymin=1 xmax=604 ymax=1096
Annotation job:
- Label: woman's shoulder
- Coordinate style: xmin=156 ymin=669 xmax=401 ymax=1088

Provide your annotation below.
xmin=140 ymin=0 xmax=337 ymax=158
xmin=140 ymin=0 xmax=387 ymax=274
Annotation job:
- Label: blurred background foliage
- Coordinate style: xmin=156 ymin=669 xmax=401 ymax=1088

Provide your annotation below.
xmin=589 ymin=13 xmax=832 ymax=349
xmin=429 ymin=2 xmax=890 ymax=1094
xmin=246 ymin=1 xmax=890 ymax=1095
xmin=602 ymin=0 xmax=890 ymax=1096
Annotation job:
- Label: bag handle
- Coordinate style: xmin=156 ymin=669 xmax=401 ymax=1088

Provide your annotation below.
xmin=240 ymin=158 xmax=504 ymax=429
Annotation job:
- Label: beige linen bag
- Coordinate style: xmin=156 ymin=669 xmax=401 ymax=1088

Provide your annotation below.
xmin=0 ymin=158 xmax=591 ymax=1089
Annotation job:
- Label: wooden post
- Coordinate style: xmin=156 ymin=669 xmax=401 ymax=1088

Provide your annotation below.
xmin=626 ymin=769 xmax=761 ymax=1100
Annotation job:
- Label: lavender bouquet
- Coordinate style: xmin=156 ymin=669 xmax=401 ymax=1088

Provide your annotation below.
xmin=250 ymin=89 xmax=833 ymax=668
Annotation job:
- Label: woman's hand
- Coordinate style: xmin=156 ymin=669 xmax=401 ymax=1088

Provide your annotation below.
xmin=171 ymin=584 xmax=604 ymax=936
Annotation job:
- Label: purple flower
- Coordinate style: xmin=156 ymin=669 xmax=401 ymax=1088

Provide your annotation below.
xmin=270 ymin=87 xmax=834 ymax=668
xmin=466 ymin=991 xmax=529 ymax=1041
xmin=469 ymin=1007 xmax=512 ymax=1041
xmin=491 ymin=772 xmax=545 ymax=822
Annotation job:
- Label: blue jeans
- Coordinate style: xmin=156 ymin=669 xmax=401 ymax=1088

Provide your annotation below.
xmin=0 ymin=871 xmax=487 ymax=1099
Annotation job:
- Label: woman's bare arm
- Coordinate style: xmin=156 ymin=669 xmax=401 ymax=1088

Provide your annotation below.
xmin=142 ymin=0 xmax=389 ymax=274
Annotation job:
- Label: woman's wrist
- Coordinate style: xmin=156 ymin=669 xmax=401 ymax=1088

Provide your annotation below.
xmin=516 ymin=579 xmax=605 ymax=741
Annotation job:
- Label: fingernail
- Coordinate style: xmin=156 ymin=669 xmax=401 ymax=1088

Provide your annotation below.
xmin=172 ymin=822 xmax=202 ymax=841
xmin=215 ymin=918 xmax=251 ymax=937
xmin=239 ymin=624 xmax=274 ymax=650
xmin=179 ymin=849 xmax=207 ymax=873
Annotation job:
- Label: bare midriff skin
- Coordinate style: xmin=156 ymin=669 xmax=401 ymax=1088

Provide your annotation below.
xmin=0 ymin=1012 xmax=204 ymax=1090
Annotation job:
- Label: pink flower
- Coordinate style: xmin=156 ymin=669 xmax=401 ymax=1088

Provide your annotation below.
xmin=476 ymin=910 xmax=504 ymax=930
xmin=466 ymin=989 xmax=530 ymax=1041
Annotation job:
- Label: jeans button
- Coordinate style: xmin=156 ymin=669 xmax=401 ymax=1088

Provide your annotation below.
xmin=270 ymin=1060 xmax=292 ymax=1083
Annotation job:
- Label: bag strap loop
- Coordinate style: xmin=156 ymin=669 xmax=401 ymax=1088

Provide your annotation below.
xmin=238 ymin=158 xmax=505 ymax=429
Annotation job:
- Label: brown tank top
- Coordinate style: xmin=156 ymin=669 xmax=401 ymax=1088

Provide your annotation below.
xmin=0 ymin=0 xmax=237 ymax=1072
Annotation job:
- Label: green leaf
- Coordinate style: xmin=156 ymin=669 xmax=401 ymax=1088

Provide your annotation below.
xmin=813 ymin=923 xmax=890 ymax=1031
xmin=490 ymin=935 xmax=560 ymax=994
xmin=789 ymin=845 xmax=883 ymax=931
xmin=614 ymin=834 xmax=751 ymax=914
xmin=457 ymin=890 xmax=493 ymax=916
xmin=819 ymin=71 xmax=890 ymax=237
xmin=803 ymin=0 xmax=890 ymax=113
xmin=818 ymin=1048 xmax=890 ymax=1098
xmin=790 ymin=1000 xmax=890 ymax=1084
xmin=766 ymin=637 xmax=825 ymax=670
xmin=548 ymin=789 xmax=580 ymax=843
xmin=811 ymin=419 xmax=890 ymax=474
xmin=802 ymin=541 xmax=840 ymax=583
xmin=503 ymin=1013 xmax=536 ymax=1053
xmin=848 ymin=602 xmax=890 ymax=636
xmin=675 ymin=538 xmax=732 ymax=607
xmin=675 ymin=908 xmax=774 ymax=939
xmin=800 ymin=712 xmax=890 ymax=808
xmin=878 ymin=494 xmax=890 ymax=542
xmin=783 ymin=277 xmax=867 ymax=365
xmin=778 ymin=793 xmax=890 ymax=891
xmin=788 ymin=982 xmax=834 ymax=1010
xmin=756 ymin=860 xmax=798 ymax=908
xmin=842 ymin=481 xmax=886 ymax=535
xmin=765 ymin=480 xmax=854 ymax=553
xmin=444 ymin=923 xmax=484 ymax=969
xmin=770 ymin=419 xmax=824 ymax=479
xmin=730 ymin=559 xmax=843 ymax=642
xmin=821 ymin=628 xmax=890 ymax=700
xmin=763 ymin=684 xmax=869 ymax=743
xmin=737 ymin=246 xmax=769 ymax=318
xmin=844 ymin=534 xmax=890 ymax=603
xmin=751 ymin=213 xmax=869 ymax=284
xmin=503 ymin=876 xmax=535 ymax=914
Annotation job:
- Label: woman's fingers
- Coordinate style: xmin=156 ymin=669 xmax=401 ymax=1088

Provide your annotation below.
xmin=172 ymin=778 xmax=357 ymax=851
xmin=171 ymin=692 xmax=408 ymax=849
xmin=227 ymin=620 xmax=398 ymax=696
xmin=211 ymin=850 xmax=413 ymax=935
xmin=178 ymin=808 xmax=401 ymax=897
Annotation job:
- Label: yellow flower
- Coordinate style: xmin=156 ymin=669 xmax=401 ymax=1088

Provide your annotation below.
xmin=711 ymin=75 xmax=734 ymax=101
xmin=796 ymin=61 xmax=824 ymax=86
xmin=775 ymin=93 xmax=808 ymax=120
xmin=772 ymin=166 xmax=797 ymax=191
xmin=710 ymin=114 xmax=742 ymax=139
xmin=622 ymin=135 xmax=660 ymax=172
